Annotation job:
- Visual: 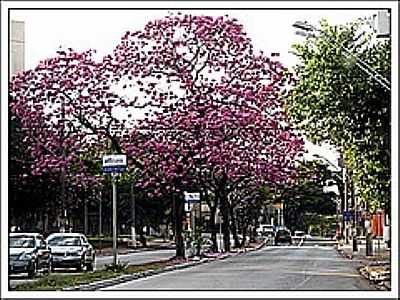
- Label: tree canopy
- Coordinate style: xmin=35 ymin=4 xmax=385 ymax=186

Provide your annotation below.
xmin=287 ymin=19 xmax=390 ymax=211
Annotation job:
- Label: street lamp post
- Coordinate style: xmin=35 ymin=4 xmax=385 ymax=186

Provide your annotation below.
xmin=292 ymin=21 xmax=391 ymax=91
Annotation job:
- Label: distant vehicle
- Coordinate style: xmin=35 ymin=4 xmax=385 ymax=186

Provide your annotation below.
xmin=325 ymin=230 xmax=336 ymax=239
xmin=293 ymin=231 xmax=305 ymax=238
xmin=9 ymin=233 xmax=52 ymax=278
xmin=201 ymin=238 xmax=214 ymax=253
xmin=275 ymin=229 xmax=292 ymax=246
xmin=256 ymin=224 xmax=275 ymax=237
xmin=46 ymin=233 xmax=95 ymax=272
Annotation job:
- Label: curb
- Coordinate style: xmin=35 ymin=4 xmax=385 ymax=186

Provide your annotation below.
xmin=62 ymin=258 xmax=213 ymax=291
xmin=63 ymin=243 xmax=265 ymax=291
xmin=337 ymin=247 xmax=391 ymax=291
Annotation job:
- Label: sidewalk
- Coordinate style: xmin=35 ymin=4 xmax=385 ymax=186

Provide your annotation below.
xmin=336 ymin=240 xmax=391 ymax=290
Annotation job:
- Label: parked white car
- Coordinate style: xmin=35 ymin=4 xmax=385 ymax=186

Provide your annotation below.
xmin=9 ymin=233 xmax=52 ymax=278
xmin=46 ymin=233 xmax=95 ymax=272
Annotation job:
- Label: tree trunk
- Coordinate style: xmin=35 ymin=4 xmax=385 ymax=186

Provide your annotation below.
xmin=139 ymin=225 xmax=147 ymax=247
xmin=229 ymin=205 xmax=241 ymax=248
xmin=174 ymin=191 xmax=185 ymax=258
xmin=204 ymin=190 xmax=218 ymax=252
xmin=240 ymin=224 xmax=248 ymax=248
xmin=220 ymin=189 xmax=231 ymax=252
xmin=210 ymin=205 xmax=218 ymax=252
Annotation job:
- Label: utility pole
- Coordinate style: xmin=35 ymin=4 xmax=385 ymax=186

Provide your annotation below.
xmin=351 ymin=171 xmax=358 ymax=252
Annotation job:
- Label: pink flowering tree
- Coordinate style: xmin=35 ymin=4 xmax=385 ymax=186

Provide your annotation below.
xmin=9 ymin=48 xmax=137 ymax=230
xmin=112 ymin=13 xmax=304 ymax=254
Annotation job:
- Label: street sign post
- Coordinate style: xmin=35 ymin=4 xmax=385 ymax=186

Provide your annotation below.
xmin=103 ymin=154 xmax=127 ymax=266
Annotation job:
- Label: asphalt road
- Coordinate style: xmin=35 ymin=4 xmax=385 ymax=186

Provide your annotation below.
xmin=102 ymin=245 xmax=373 ymax=290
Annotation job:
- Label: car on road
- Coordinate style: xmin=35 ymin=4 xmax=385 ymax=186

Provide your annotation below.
xmin=46 ymin=233 xmax=95 ymax=272
xmin=9 ymin=233 xmax=52 ymax=278
xmin=274 ymin=229 xmax=292 ymax=246
xmin=256 ymin=224 xmax=275 ymax=237
xmin=293 ymin=231 xmax=305 ymax=238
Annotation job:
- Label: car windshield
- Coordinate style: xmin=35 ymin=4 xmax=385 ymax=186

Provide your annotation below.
xmin=10 ymin=236 xmax=35 ymax=248
xmin=47 ymin=236 xmax=81 ymax=246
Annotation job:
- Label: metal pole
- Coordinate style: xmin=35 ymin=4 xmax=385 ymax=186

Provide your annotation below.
xmin=343 ymin=167 xmax=349 ymax=244
xmin=173 ymin=191 xmax=176 ymax=241
xmin=99 ymin=190 xmax=102 ymax=237
xmin=99 ymin=190 xmax=102 ymax=254
xmin=131 ymin=183 xmax=136 ymax=248
xmin=197 ymin=193 xmax=202 ymax=256
xmin=112 ymin=174 xmax=118 ymax=266
xmin=351 ymin=175 xmax=358 ymax=252
xmin=84 ymin=195 xmax=88 ymax=235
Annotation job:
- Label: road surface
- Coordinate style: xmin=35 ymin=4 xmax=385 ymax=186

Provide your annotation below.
xmin=103 ymin=245 xmax=373 ymax=290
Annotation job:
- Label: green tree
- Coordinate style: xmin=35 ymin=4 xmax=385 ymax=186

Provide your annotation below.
xmin=278 ymin=160 xmax=337 ymax=233
xmin=287 ymin=19 xmax=390 ymax=211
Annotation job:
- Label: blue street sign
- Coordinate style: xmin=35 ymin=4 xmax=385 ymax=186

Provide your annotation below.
xmin=343 ymin=211 xmax=352 ymax=222
xmin=184 ymin=192 xmax=200 ymax=203
xmin=102 ymin=166 xmax=126 ymax=174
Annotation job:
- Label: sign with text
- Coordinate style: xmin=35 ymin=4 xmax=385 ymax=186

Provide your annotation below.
xmin=184 ymin=192 xmax=200 ymax=203
xmin=102 ymin=154 xmax=127 ymax=174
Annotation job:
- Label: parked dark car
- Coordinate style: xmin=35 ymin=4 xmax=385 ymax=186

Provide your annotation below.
xmin=46 ymin=233 xmax=95 ymax=272
xmin=275 ymin=229 xmax=292 ymax=246
xmin=9 ymin=233 xmax=52 ymax=278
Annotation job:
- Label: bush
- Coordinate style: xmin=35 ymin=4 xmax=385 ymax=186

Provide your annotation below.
xmin=104 ymin=263 xmax=128 ymax=273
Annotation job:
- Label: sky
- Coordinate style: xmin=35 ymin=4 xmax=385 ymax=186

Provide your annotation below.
xmin=7 ymin=6 xmax=390 ymax=168
xmin=11 ymin=9 xmax=380 ymax=71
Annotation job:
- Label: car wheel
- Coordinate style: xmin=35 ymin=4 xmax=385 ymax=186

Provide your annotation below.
xmin=77 ymin=257 xmax=84 ymax=272
xmin=27 ymin=261 xmax=37 ymax=278
xmin=86 ymin=254 xmax=95 ymax=272
xmin=86 ymin=262 xmax=94 ymax=272
xmin=45 ymin=260 xmax=52 ymax=274
xmin=50 ymin=261 xmax=56 ymax=272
